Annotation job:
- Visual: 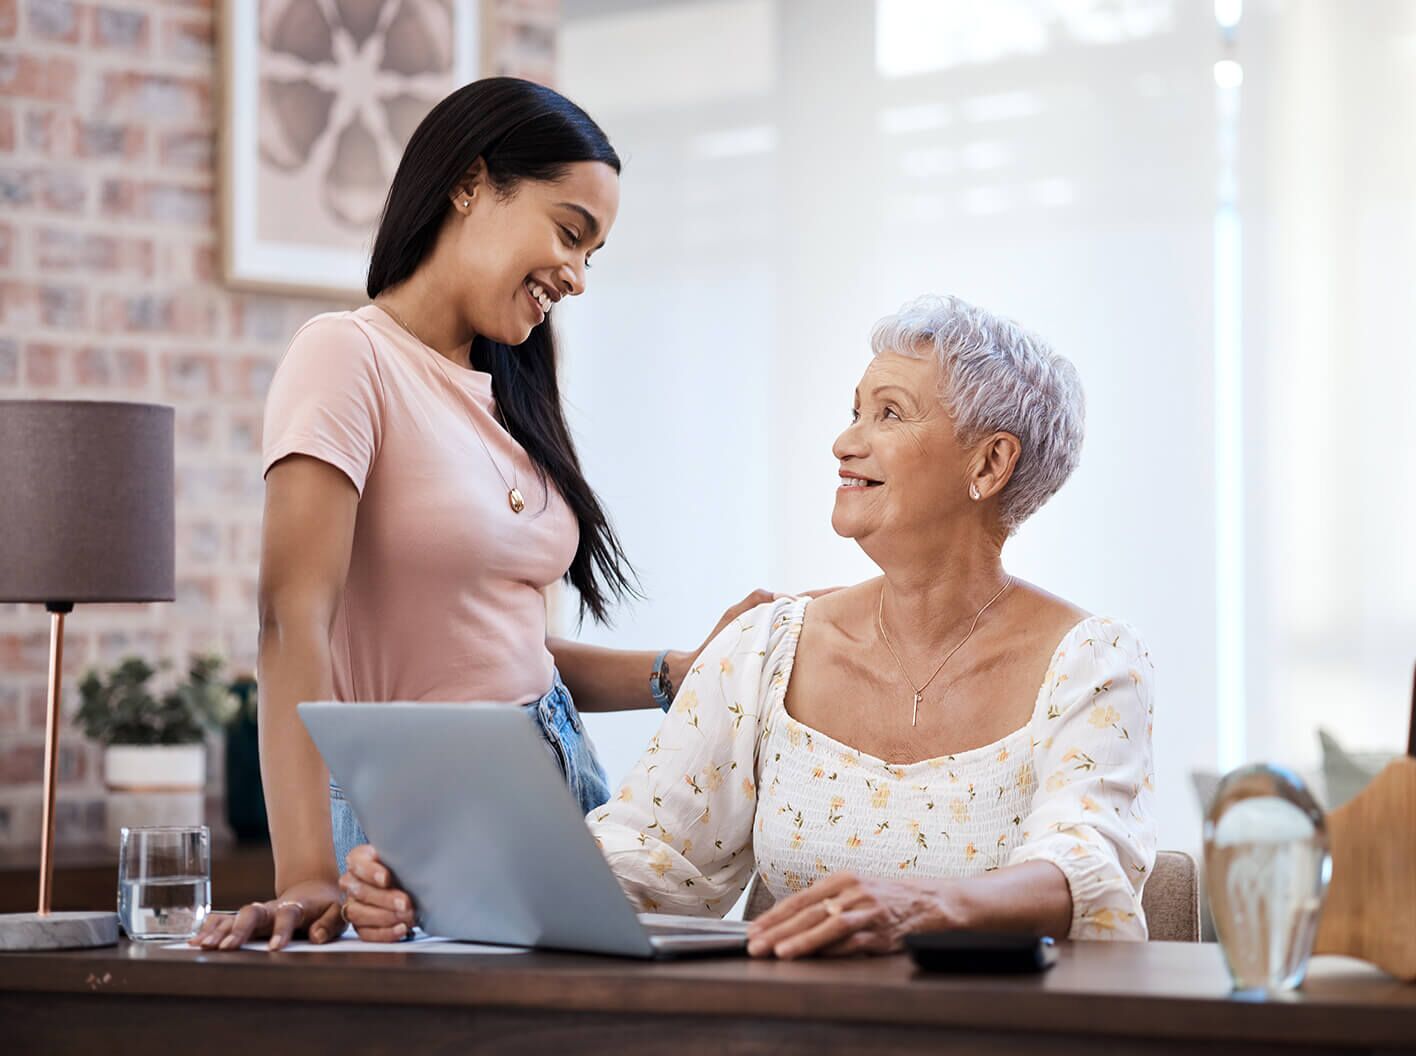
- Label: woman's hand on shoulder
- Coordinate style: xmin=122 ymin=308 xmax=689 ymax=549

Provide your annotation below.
xmin=340 ymin=844 xmax=418 ymax=942
xmin=188 ymin=878 xmax=344 ymax=952
xmin=690 ymin=587 xmax=844 ymax=668
xmin=745 ymin=871 xmax=948 ymax=959
xmin=692 ymin=589 xmax=775 ymax=659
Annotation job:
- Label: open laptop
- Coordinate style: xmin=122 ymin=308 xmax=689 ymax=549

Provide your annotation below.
xmin=298 ymin=701 xmax=749 ymax=959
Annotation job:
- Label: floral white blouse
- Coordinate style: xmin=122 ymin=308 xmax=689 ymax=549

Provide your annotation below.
xmin=588 ymin=596 xmax=1157 ymax=940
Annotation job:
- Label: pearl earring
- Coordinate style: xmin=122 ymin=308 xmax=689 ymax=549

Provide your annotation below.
xmin=461 ymin=198 xmax=471 ymax=208
xmin=969 ymin=483 xmax=981 ymax=501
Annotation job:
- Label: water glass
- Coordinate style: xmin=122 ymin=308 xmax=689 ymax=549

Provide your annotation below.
xmin=1204 ymin=765 xmax=1331 ymax=994
xmin=117 ymin=825 xmax=212 ymax=942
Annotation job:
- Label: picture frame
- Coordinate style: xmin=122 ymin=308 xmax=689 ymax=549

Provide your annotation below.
xmin=220 ymin=0 xmax=485 ymax=298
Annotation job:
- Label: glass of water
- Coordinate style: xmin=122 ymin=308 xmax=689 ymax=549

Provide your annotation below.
xmin=118 ymin=826 xmax=212 ymax=942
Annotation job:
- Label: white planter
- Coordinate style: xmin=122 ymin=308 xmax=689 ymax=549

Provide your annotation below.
xmin=103 ymin=745 xmax=206 ymax=850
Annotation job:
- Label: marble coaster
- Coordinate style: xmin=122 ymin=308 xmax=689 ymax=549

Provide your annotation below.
xmin=0 ymin=911 xmax=120 ymax=951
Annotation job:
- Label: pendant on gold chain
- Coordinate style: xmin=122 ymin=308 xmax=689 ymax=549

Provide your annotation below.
xmin=378 ymin=301 xmax=528 ymax=517
xmin=879 ymin=575 xmax=1015 ymax=730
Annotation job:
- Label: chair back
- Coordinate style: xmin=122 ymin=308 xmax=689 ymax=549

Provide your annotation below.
xmin=1144 ymin=849 xmax=1200 ymax=942
xmin=742 ymin=849 xmax=1201 ymax=942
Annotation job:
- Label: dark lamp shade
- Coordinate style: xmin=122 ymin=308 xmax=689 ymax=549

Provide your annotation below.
xmin=0 ymin=400 xmax=175 ymax=604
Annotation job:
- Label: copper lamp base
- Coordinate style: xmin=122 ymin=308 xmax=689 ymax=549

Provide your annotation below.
xmin=0 ymin=605 xmax=119 ymax=951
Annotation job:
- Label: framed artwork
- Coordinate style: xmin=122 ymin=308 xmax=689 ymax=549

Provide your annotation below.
xmin=220 ymin=0 xmax=484 ymax=298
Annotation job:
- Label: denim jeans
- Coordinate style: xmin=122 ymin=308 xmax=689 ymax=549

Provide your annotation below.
xmin=328 ymin=671 xmax=610 ymax=876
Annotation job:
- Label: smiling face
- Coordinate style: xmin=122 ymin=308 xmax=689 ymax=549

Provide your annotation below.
xmin=445 ymin=159 xmax=620 ymax=346
xmin=831 ymin=350 xmax=976 ymax=552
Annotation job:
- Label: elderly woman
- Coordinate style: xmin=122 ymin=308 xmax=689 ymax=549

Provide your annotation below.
xmin=344 ymin=294 xmax=1156 ymax=957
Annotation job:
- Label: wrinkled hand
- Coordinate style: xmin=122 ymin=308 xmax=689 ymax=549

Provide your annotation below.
xmin=188 ymin=878 xmax=344 ymax=952
xmin=745 ymin=871 xmax=942 ymax=959
xmin=691 ymin=586 xmax=844 ymax=666
xmin=339 ymin=843 xmax=417 ymax=942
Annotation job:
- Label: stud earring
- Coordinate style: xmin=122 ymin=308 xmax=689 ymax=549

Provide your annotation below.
xmin=969 ymin=483 xmax=981 ymax=501
xmin=461 ymin=198 xmax=471 ymax=208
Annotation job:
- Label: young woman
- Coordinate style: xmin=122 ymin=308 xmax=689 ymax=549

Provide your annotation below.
xmin=191 ymin=78 xmax=767 ymax=951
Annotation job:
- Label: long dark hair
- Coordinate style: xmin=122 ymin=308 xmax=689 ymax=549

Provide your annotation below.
xmin=367 ymin=78 xmax=636 ymax=624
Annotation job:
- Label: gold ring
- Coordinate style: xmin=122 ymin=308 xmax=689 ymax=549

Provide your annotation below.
xmin=822 ymin=896 xmax=842 ymax=918
xmin=339 ymin=902 xmax=350 ymax=923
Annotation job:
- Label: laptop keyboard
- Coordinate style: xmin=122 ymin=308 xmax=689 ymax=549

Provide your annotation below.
xmin=638 ymin=913 xmax=750 ymax=937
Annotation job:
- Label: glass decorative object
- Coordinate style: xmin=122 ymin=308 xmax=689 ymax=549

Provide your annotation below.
xmin=1204 ymin=764 xmax=1331 ymax=994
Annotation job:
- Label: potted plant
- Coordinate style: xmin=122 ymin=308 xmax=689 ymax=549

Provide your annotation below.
xmin=76 ymin=655 xmax=237 ymax=848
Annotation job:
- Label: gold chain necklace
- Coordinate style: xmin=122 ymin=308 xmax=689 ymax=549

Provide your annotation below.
xmin=376 ymin=301 xmax=526 ymax=514
xmin=877 ymin=575 xmax=1014 ymax=727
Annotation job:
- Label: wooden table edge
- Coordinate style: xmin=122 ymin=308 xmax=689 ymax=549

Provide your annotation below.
xmin=1 ymin=942 xmax=1413 ymax=1049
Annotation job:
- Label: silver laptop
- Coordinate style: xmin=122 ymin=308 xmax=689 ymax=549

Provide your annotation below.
xmin=298 ymin=701 xmax=748 ymax=959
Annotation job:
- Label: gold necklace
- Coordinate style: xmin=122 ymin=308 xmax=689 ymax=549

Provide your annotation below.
xmin=377 ymin=301 xmax=526 ymax=514
xmin=877 ymin=575 xmax=1014 ymax=727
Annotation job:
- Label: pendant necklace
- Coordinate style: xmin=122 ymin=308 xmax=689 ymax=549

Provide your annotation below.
xmin=877 ymin=575 xmax=1014 ymax=727
xmin=377 ymin=301 xmax=527 ymax=514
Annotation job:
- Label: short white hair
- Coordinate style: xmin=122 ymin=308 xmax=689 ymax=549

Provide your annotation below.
xmin=870 ymin=294 xmax=1084 ymax=534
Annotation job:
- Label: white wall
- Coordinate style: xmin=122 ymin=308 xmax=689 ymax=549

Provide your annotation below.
xmin=555 ymin=0 xmax=1416 ymax=856
xmin=1249 ymin=0 xmax=1416 ymax=775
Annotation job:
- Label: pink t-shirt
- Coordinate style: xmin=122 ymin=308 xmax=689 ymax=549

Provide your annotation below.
xmin=261 ymin=305 xmax=579 ymax=706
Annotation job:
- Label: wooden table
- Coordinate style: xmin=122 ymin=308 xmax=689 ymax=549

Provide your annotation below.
xmin=0 ymin=841 xmax=275 ymax=915
xmin=1 ymin=939 xmax=1413 ymax=1054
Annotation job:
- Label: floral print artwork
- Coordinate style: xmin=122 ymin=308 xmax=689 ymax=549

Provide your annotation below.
xmin=588 ymin=596 xmax=1157 ymax=940
xmin=256 ymin=0 xmax=458 ymax=238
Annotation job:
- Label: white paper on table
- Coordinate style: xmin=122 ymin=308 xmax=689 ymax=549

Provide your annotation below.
xmin=164 ymin=926 xmax=527 ymax=955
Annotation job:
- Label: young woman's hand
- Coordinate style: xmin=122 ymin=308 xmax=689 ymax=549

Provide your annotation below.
xmin=339 ymin=843 xmax=418 ymax=942
xmin=691 ymin=587 xmax=844 ymax=665
xmin=188 ymin=878 xmax=344 ymax=951
xmin=683 ymin=589 xmax=775 ymax=667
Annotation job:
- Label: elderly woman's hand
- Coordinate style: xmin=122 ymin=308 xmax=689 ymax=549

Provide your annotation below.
xmin=745 ymin=871 xmax=948 ymax=959
xmin=339 ymin=844 xmax=418 ymax=942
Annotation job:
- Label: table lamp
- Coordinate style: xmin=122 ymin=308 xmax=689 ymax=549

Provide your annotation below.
xmin=0 ymin=400 xmax=174 ymax=950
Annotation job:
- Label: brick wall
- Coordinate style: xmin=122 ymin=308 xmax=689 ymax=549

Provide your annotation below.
xmin=0 ymin=0 xmax=559 ymax=850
